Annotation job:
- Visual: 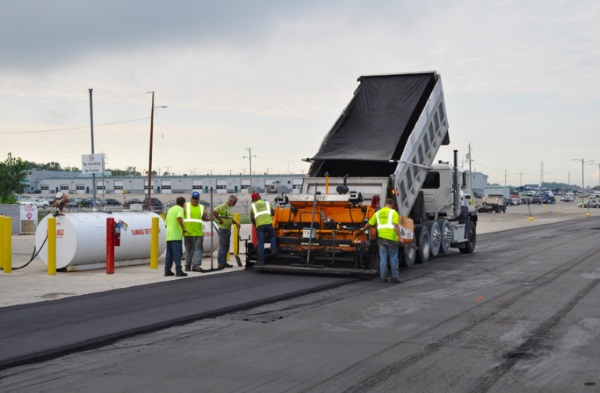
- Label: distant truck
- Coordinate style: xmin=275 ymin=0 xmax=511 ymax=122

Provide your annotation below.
xmin=477 ymin=186 xmax=509 ymax=213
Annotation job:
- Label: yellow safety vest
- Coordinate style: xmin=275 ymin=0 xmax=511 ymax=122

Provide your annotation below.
xmin=252 ymin=200 xmax=272 ymax=227
xmin=184 ymin=202 xmax=205 ymax=236
xmin=374 ymin=207 xmax=399 ymax=242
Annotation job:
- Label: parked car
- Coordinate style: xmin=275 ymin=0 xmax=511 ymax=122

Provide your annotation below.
xmin=520 ymin=197 xmax=531 ymax=205
xmin=19 ymin=198 xmax=50 ymax=208
xmin=124 ymin=198 xmax=143 ymax=207
xmin=79 ymin=198 xmax=93 ymax=208
xmin=67 ymin=198 xmax=79 ymax=208
xmin=78 ymin=198 xmax=105 ymax=208
xmin=530 ymin=196 xmax=543 ymax=205
xmin=142 ymin=198 xmax=164 ymax=213
xmin=105 ymin=198 xmax=122 ymax=206
xmin=509 ymin=196 xmax=521 ymax=205
xmin=560 ymin=195 xmax=575 ymax=202
xmin=581 ymin=199 xmax=600 ymax=208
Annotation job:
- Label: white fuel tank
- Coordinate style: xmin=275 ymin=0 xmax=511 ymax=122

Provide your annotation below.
xmin=35 ymin=212 xmax=167 ymax=270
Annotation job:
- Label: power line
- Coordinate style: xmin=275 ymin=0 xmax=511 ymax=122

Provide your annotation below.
xmin=0 ymin=117 xmax=150 ymax=135
xmin=0 ymin=91 xmax=149 ymax=110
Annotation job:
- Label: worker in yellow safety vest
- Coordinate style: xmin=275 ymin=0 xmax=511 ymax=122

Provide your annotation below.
xmin=183 ymin=191 xmax=214 ymax=272
xmin=361 ymin=198 xmax=403 ymax=283
xmin=250 ymin=192 xmax=277 ymax=265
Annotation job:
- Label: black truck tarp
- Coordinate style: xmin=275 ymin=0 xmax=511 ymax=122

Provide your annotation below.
xmin=308 ymin=72 xmax=448 ymax=177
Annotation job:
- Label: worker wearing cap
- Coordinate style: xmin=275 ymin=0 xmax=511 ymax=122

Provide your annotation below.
xmin=183 ymin=191 xmax=213 ymax=272
xmin=213 ymin=194 xmax=240 ymax=269
xmin=361 ymin=198 xmax=402 ymax=283
xmin=250 ymin=192 xmax=277 ymax=265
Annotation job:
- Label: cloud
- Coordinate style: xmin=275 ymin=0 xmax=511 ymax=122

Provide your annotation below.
xmin=1 ymin=0 xmax=600 ymax=184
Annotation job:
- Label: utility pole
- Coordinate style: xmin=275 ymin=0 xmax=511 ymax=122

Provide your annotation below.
xmin=244 ymin=148 xmax=256 ymax=192
xmin=89 ymin=89 xmax=97 ymax=209
xmin=147 ymin=91 xmax=155 ymax=212
xmin=146 ymin=92 xmax=167 ymax=211
xmin=517 ymin=172 xmax=524 ymax=187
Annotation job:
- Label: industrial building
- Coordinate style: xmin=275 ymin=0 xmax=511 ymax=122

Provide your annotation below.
xmin=25 ymin=169 xmax=305 ymax=196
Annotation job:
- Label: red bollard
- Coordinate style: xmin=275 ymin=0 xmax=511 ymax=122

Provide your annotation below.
xmin=106 ymin=217 xmax=115 ymax=274
xmin=251 ymin=224 xmax=258 ymax=248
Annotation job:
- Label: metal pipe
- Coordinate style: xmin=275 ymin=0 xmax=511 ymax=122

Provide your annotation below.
xmin=453 ymin=150 xmax=460 ymax=216
xmin=306 ymin=186 xmax=318 ymax=264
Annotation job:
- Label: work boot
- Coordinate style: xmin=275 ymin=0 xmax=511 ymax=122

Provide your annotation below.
xmin=165 ymin=271 xmax=174 ymax=277
xmin=185 ymin=265 xmax=191 ymax=272
xmin=192 ymin=266 xmax=204 ymax=272
xmin=175 ymin=271 xmax=188 ymax=277
xmin=390 ymin=277 xmax=402 ymax=283
xmin=223 ymin=263 xmax=233 ymax=268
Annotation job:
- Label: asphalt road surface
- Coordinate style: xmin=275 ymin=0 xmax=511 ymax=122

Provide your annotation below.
xmin=1 ymin=217 xmax=600 ymax=393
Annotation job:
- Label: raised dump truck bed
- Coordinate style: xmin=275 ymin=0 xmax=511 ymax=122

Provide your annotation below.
xmin=249 ymin=72 xmax=476 ymax=275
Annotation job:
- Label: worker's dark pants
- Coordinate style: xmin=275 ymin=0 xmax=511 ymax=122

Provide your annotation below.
xmin=256 ymin=224 xmax=277 ymax=264
xmin=378 ymin=238 xmax=399 ymax=279
xmin=184 ymin=236 xmax=204 ymax=268
xmin=165 ymin=240 xmax=183 ymax=273
xmin=217 ymin=228 xmax=231 ymax=265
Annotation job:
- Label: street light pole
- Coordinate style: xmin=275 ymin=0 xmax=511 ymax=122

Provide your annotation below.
xmin=147 ymin=91 xmax=155 ymax=212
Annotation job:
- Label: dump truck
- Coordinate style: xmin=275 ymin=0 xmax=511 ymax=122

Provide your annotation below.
xmin=247 ymin=72 xmax=478 ymax=275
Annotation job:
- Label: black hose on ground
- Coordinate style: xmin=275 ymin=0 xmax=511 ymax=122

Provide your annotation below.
xmin=0 ymin=235 xmax=48 ymax=271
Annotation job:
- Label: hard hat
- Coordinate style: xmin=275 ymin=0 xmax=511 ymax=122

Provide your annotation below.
xmin=56 ymin=192 xmax=63 ymax=198
xmin=191 ymin=191 xmax=200 ymax=199
xmin=251 ymin=192 xmax=260 ymax=200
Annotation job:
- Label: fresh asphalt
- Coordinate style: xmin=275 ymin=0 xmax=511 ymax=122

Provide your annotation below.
xmin=0 ymin=270 xmax=355 ymax=371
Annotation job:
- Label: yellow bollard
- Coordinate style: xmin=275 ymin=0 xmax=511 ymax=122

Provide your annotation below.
xmin=0 ymin=216 xmax=3 ymax=269
xmin=233 ymin=213 xmax=240 ymax=257
xmin=150 ymin=217 xmax=159 ymax=269
xmin=47 ymin=217 xmax=56 ymax=275
xmin=2 ymin=216 xmax=13 ymax=273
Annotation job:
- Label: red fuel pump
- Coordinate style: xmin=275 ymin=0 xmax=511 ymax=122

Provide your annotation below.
xmin=106 ymin=217 xmax=122 ymax=274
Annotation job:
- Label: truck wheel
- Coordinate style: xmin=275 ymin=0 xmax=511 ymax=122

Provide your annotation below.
xmin=415 ymin=225 xmax=431 ymax=264
xmin=401 ymin=244 xmax=416 ymax=267
xmin=459 ymin=220 xmax=476 ymax=254
xmin=438 ymin=219 xmax=452 ymax=254
xmin=427 ymin=221 xmax=441 ymax=257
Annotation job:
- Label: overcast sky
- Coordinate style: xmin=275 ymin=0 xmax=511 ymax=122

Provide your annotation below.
xmin=1 ymin=0 xmax=599 ymax=187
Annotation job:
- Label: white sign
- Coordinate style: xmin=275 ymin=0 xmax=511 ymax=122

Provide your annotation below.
xmin=81 ymin=154 xmax=104 ymax=175
xmin=20 ymin=204 xmax=38 ymax=221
